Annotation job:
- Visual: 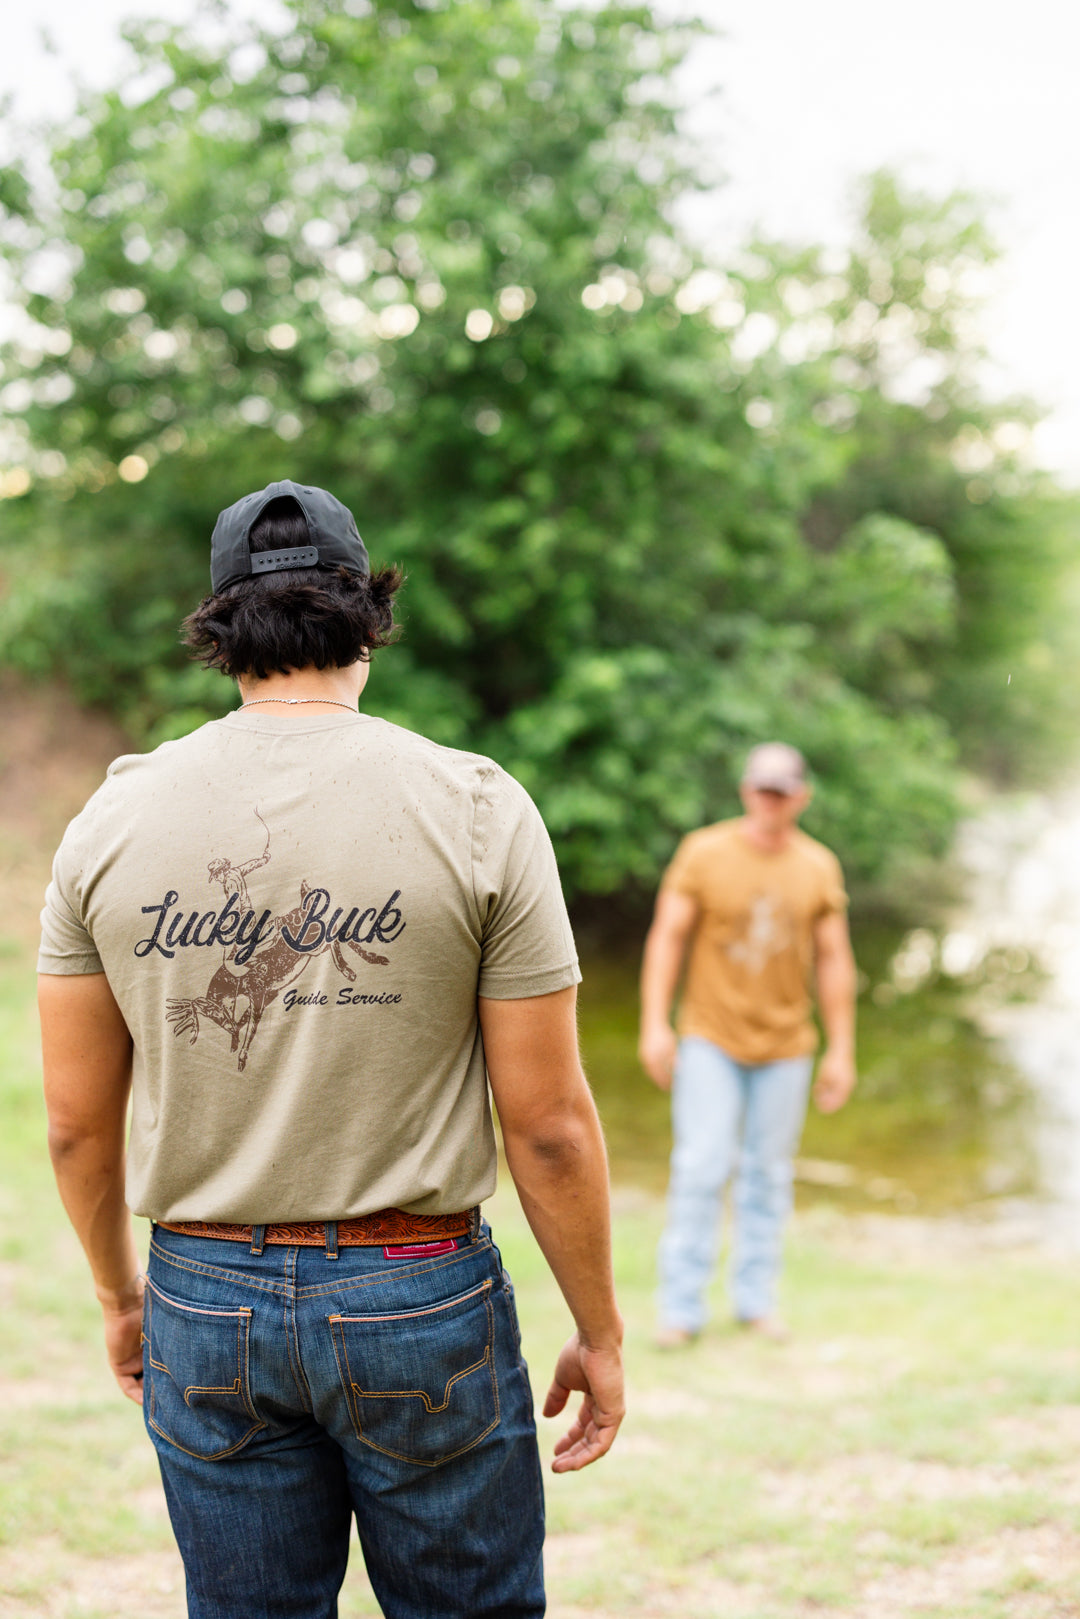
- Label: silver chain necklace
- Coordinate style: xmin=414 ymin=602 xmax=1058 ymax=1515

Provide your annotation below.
xmin=241 ymin=698 xmax=358 ymax=713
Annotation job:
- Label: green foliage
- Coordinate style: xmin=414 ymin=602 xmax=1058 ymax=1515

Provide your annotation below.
xmin=0 ymin=2 xmax=1076 ymax=897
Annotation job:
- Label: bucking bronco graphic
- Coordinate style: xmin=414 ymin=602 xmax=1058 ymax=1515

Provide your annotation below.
xmin=165 ymin=812 xmax=394 ymax=1072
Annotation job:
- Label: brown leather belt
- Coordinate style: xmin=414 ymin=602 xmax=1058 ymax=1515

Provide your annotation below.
xmin=157 ymin=1208 xmax=476 ymax=1248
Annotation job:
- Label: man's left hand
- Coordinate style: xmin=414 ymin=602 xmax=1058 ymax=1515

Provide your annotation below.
xmin=543 ymin=1332 xmax=625 ymax=1472
xmin=813 ymin=1048 xmax=856 ymax=1114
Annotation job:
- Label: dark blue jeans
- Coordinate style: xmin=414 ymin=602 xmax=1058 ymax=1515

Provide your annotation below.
xmin=143 ymin=1222 xmax=545 ymax=1618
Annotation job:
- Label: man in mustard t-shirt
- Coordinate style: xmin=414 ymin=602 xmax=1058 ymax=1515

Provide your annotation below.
xmin=639 ymin=742 xmax=857 ymax=1343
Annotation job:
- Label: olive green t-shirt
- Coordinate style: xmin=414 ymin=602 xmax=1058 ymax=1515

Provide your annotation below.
xmin=661 ymin=819 xmax=847 ymax=1064
xmin=38 ymin=709 xmax=581 ymax=1223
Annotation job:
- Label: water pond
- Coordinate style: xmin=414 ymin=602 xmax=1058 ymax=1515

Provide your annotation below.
xmin=577 ymin=918 xmax=1041 ymax=1216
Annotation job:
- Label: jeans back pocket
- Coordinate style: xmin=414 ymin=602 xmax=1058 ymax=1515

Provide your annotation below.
xmin=329 ymin=1277 xmax=499 ymax=1467
xmin=145 ymin=1279 xmax=265 ymax=1461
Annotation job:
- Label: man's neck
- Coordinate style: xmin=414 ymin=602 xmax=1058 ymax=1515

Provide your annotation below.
xmin=237 ymin=663 xmax=367 ymax=714
xmin=737 ymin=816 xmax=796 ymax=854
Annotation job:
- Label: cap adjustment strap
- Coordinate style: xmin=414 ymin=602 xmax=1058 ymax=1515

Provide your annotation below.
xmin=250 ymin=546 xmax=320 ymax=575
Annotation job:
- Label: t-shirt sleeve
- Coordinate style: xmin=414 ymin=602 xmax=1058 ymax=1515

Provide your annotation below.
xmin=38 ymin=833 xmax=104 ymax=975
xmin=817 ymin=850 xmax=849 ymax=916
xmin=660 ymin=833 xmax=706 ymax=899
xmin=472 ymin=767 xmax=581 ymax=999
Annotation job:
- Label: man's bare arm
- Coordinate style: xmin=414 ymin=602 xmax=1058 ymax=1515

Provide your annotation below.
xmin=479 ymin=986 xmax=624 ymax=1473
xmin=638 ymin=888 xmax=699 ymax=1089
xmin=812 ymin=910 xmax=857 ymax=1114
xmin=38 ymin=973 xmax=144 ymax=1404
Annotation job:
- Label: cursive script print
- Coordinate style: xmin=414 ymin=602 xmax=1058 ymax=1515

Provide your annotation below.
xmin=136 ymin=885 xmax=405 ymax=965
xmin=156 ymin=815 xmax=402 ymax=1071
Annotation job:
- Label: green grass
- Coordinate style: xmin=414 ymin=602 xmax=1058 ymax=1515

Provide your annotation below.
xmin=4 ymin=951 xmax=1080 ymax=1617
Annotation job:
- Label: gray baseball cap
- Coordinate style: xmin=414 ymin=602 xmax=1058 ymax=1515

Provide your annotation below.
xmin=741 ymin=742 xmax=808 ymax=795
xmin=210 ymin=479 xmax=370 ymax=592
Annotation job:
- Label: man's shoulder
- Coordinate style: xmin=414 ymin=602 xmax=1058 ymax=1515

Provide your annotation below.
xmin=352 ymin=723 xmax=542 ymax=830
xmin=82 ymin=716 xmax=522 ymax=813
xmin=47 ymin=730 xmax=208 ymax=869
xmin=364 ymin=719 xmax=513 ymax=792
xmin=69 ymin=729 xmax=199 ymax=807
xmin=791 ymin=827 xmax=843 ymax=873
xmin=101 ymin=714 xmax=236 ymax=775
xmin=663 ymin=819 xmax=742 ymax=884
xmin=160 ymin=713 xmax=505 ymax=788
xmin=679 ymin=818 xmax=743 ymax=854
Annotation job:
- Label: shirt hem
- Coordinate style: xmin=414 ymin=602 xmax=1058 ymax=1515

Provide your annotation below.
xmin=137 ymin=1189 xmax=499 ymax=1225
xmin=36 ymin=953 xmax=105 ymax=975
xmin=477 ymin=961 xmax=582 ymax=999
xmin=676 ymin=1021 xmax=818 ymax=1064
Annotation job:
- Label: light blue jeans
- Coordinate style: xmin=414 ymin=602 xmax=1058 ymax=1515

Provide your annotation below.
xmin=659 ymin=1036 xmax=814 ymax=1330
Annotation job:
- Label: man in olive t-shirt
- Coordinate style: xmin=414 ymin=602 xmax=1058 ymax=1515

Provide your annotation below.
xmin=37 ymin=481 xmax=624 ymax=1619
xmin=639 ymin=743 xmax=857 ymax=1343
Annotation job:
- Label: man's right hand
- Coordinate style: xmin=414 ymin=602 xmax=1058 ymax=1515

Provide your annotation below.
xmin=99 ymin=1275 xmax=146 ymax=1405
xmin=638 ymin=1021 xmax=678 ymax=1090
xmin=543 ymin=1331 xmax=625 ymax=1472
xmin=638 ymin=889 xmax=697 ymax=1090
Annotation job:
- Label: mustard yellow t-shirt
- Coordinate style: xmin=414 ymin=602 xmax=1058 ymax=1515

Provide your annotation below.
xmin=661 ymin=819 xmax=847 ymax=1064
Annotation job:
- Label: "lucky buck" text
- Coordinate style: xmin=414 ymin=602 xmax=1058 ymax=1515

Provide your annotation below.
xmin=135 ymin=887 xmax=406 ymax=965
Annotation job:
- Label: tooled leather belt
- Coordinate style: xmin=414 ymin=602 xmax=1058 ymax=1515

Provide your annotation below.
xmin=156 ymin=1208 xmax=477 ymax=1247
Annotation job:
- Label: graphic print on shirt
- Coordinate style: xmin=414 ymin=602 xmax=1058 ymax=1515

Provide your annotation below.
xmin=205 ymin=808 xmax=280 ymax=963
xmin=145 ymin=810 xmax=403 ymax=1072
xmin=726 ymin=893 xmax=793 ymax=975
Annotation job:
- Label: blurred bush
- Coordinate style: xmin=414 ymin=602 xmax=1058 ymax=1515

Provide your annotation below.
xmin=0 ymin=0 xmax=1077 ymax=897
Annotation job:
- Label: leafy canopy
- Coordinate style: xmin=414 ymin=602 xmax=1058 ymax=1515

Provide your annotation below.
xmin=0 ymin=0 xmax=1076 ymax=897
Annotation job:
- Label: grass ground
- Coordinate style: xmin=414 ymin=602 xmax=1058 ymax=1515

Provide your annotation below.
xmin=3 ymin=951 xmax=1080 ymax=1618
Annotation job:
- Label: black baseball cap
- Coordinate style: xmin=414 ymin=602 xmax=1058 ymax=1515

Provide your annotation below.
xmin=210 ymin=479 xmax=370 ymax=592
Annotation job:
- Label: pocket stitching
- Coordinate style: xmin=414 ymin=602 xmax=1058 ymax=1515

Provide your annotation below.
xmin=329 ymin=1276 xmax=492 ymax=1326
xmin=146 ymin=1288 xmax=265 ymax=1460
xmin=351 ymin=1346 xmax=492 ymax=1417
xmin=329 ymin=1282 xmax=500 ymax=1467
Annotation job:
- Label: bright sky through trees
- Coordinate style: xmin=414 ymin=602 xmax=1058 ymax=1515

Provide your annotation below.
xmin=3 ymin=0 xmax=1078 ymax=481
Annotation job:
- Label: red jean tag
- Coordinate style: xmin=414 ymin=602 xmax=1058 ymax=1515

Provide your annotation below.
xmin=383 ymin=1238 xmax=459 ymax=1258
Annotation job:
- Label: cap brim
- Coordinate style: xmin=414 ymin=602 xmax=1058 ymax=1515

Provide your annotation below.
xmin=743 ymin=776 xmax=803 ymax=795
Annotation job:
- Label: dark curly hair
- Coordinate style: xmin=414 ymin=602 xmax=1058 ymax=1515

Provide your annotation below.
xmin=182 ymin=497 xmax=403 ymax=679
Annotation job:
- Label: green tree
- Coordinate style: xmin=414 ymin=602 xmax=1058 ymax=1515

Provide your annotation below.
xmin=740 ymin=171 xmax=1080 ymax=788
xmin=0 ymin=3 xmax=1074 ymax=898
